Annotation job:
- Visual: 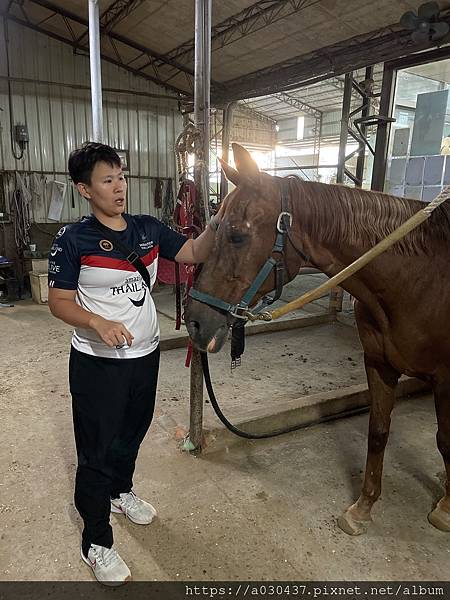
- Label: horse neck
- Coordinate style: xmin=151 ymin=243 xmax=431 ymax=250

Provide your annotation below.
xmin=287 ymin=179 xmax=363 ymax=277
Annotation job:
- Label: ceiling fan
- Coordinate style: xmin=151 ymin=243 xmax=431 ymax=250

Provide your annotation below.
xmin=400 ymin=2 xmax=449 ymax=43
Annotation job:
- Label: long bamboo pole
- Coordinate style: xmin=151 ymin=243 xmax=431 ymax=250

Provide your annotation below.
xmin=254 ymin=187 xmax=450 ymax=322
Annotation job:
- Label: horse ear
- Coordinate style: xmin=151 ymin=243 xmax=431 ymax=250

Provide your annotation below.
xmin=218 ymin=157 xmax=242 ymax=187
xmin=232 ymin=143 xmax=260 ymax=178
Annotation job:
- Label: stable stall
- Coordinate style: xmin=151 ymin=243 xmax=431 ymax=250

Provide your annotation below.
xmin=1 ymin=0 xmax=449 ymax=446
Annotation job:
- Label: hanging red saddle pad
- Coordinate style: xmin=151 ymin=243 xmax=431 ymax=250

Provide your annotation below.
xmin=157 ymin=257 xmax=188 ymax=284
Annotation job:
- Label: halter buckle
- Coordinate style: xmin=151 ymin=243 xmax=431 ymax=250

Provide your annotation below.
xmin=229 ymin=305 xmax=250 ymax=320
xmin=277 ymin=211 xmax=292 ymax=233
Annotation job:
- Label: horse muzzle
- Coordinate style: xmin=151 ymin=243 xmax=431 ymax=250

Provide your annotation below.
xmin=185 ymin=298 xmax=230 ymax=353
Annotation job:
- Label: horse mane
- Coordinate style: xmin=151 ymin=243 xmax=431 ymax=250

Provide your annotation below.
xmin=288 ymin=178 xmax=450 ymax=256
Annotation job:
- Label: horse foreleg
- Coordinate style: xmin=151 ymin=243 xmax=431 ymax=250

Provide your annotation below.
xmin=428 ymin=377 xmax=450 ymax=532
xmin=338 ymin=357 xmax=399 ymax=536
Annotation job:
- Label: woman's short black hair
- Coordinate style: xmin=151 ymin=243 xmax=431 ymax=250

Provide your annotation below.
xmin=68 ymin=142 xmax=121 ymax=184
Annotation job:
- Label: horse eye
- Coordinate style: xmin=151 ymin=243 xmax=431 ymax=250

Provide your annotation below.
xmin=229 ymin=232 xmax=247 ymax=247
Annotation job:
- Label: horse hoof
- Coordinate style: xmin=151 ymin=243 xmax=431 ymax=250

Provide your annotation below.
xmin=428 ymin=500 xmax=450 ymax=532
xmin=338 ymin=508 xmax=372 ymax=536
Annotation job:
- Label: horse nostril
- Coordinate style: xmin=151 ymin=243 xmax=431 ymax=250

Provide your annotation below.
xmin=188 ymin=320 xmax=200 ymax=333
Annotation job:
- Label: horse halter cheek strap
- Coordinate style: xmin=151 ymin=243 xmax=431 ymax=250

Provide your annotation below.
xmin=189 ymin=180 xmax=309 ymax=320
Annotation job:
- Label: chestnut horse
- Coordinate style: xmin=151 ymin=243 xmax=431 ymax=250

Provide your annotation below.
xmin=185 ymin=143 xmax=450 ymax=536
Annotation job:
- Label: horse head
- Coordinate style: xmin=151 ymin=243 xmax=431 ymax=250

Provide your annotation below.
xmin=185 ymin=143 xmax=308 ymax=353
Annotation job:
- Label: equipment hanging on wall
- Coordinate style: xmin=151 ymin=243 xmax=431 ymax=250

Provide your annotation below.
xmin=153 ymin=178 xmax=163 ymax=209
xmin=157 ymin=179 xmax=200 ymax=331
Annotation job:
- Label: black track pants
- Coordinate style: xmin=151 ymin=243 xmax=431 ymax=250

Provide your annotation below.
xmin=69 ymin=345 xmax=160 ymax=555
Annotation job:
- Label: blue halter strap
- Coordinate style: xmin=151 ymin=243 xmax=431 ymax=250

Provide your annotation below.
xmin=189 ymin=180 xmax=308 ymax=320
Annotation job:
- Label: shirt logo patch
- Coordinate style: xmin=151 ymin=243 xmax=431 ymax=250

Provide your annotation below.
xmin=139 ymin=240 xmax=154 ymax=250
xmin=129 ymin=287 xmax=147 ymax=307
xmin=50 ymin=244 xmax=63 ymax=257
xmin=99 ymin=240 xmax=113 ymax=251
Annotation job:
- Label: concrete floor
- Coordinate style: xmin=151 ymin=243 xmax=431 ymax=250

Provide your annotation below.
xmin=0 ymin=288 xmax=448 ymax=581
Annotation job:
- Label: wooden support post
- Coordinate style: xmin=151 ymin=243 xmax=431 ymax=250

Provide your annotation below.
xmin=328 ymin=287 xmax=344 ymax=315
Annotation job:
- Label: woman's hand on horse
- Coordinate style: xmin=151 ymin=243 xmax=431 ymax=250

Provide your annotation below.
xmin=216 ymin=197 xmax=228 ymax=218
xmin=213 ymin=196 xmax=228 ymax=225
xmin=90 ymin=315 xmax=134 ymax=347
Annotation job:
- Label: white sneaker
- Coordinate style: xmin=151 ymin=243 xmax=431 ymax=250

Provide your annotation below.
xmin=81 ymin=544 xmax=131 ymax=586
xmin=111 ymin=490 xmax=157 ymax=525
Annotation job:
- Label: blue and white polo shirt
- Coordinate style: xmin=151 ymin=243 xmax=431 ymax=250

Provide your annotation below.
xmin=48 ymin=213 xmax=187 ymax=359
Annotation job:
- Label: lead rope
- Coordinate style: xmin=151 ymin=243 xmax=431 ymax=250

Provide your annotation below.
xmin=200 ymin=352 xmax=370 ymax=439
